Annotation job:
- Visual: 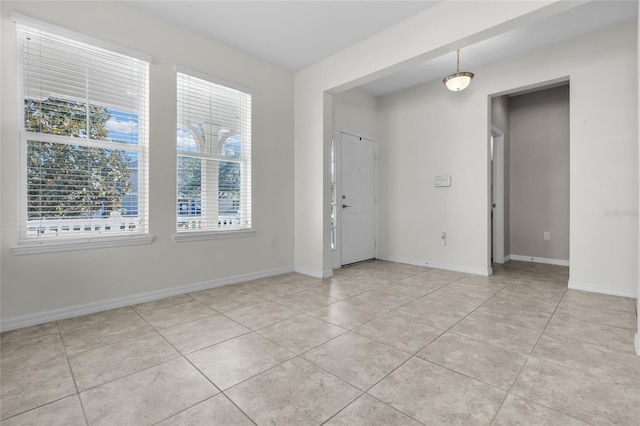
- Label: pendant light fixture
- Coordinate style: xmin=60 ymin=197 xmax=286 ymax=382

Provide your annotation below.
xmin=443 ymin=49 xmax=474 ymax=92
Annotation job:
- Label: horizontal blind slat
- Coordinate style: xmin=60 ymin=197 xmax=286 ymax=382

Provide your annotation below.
xmin=18 ymin=23 xmax=150 ymax=243
xmin=176 ymin=72 xmax=252 ymax=232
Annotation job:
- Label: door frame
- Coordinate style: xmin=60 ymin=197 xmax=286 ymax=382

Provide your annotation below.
xmin=491 ymin=125 xmax=506 ymax=264
xmin=332 ymin=130 xmax=377 ymax=269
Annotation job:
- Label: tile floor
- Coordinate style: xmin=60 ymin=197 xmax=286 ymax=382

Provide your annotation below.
xmin=1 ymin=260 xmax=639 ymax=425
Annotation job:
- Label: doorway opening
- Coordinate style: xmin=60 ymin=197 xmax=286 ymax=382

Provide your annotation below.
xmin=489 ymin=80 xmax=570 ymax=272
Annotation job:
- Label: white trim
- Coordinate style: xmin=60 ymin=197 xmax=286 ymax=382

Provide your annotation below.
xmin=491 ymin=126 xmax=505 ymax=265
xmin=0 ymin=265 xmax=294 ymax=332
xmin=331 ymin=131 xmax=343 ymax=270
xmin=426 ymin=261 xmax=491 ymax=277
xmin=635 ymin=333 xmax=640 ymax=357
xmin=12 ymin=234 xmax=154 ymax=255
xmin=175 ymin=66 xmax=254 ymax=95
xmin=173 ymin=229 xmax=254 ymax=243
xmin=504 ymin=254 xmax=512 ymax=262
xmin=377 ymin=255 xmax=491 ymax=276
xmin=567 ymin=280 xmax=638 ymax=299
xmin=509 ymin=254 xmax=570 ymax=266
xmin=23 ymin=132 xmax=145 ymax=152
xmin=177 ymin=151 xmax=244 ymax=164
xmin=11 ymin=13 xmax=152 ymax=62
xmin=294 ymin=265 xmax=332 ymax=279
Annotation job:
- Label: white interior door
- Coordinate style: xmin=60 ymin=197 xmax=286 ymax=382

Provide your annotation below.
xmin=341 ymin=133 xmax=376 ymax=265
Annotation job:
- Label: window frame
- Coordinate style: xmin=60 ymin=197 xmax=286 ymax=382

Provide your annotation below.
xmin=173 ymin=68 xmax=253 ymax=243
xmin=12 ymin=17 xmax=153 ymax=255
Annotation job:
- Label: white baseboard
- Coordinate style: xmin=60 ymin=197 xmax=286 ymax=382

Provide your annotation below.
xmin=294 ymin=265 xmax=333 ymax=279
xmin=509 ymin=254 xmax=569 ymax=266
xmin=493 ymin=254 xmax=510 ymax=264
xmin=0 ymin=265 xmax=294 ymax=332
xmin=567 ymin=280 xmax=638 ymax=299
xmin=635 ymin=333 xmax=640 ymax=357
xmin=377 ymin=255 xmax=490 ymax=277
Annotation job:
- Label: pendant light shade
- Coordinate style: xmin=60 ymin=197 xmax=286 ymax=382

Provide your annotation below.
xmin=443 ymin=49 xmax=474 ymax=91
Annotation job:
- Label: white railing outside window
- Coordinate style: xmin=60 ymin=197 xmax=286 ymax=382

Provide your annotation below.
xmin=27 ymin=212 xmax=240 ymax=239
xmin=175 ymin=70 xmax=252 ymax=235
xmin=16 ymin=20 xmax=150 ymax=250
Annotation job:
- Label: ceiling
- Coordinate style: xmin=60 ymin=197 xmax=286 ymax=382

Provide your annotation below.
xmin=130 ymin=1 xmax=637 ymax=96
xmin=130 ymin=0 xmax=440 ymax=71
xmin=362 ymin=0 xmax=638 ymax=96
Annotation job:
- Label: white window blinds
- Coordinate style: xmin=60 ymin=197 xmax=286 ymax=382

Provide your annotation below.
xmin=17 ymin=23 xmax=150 ymax=244
xmin=176 ymin=71 xmax=252 ymax=233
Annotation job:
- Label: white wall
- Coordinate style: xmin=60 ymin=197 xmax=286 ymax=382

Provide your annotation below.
xmin=0 ymin=1 xmax=295 ymax=328
xmin=376 ymin=21 xmax=638 ymax=296
xmin=376 ymin=80 xmax=491 ymax=274
xmin=294 ymin=0 xmax=581 ymax=278
xmin=564 ymin=22 xmax=638 ymax=298
xmin=333 ymin=88 xmax=378 ymax=142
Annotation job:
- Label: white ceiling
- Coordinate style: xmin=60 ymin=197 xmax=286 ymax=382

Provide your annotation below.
xmin=361 ymin=0 xmax=638 ymax=96
xmin=130 ymin=0 xmax=637 ymax=96
xmin=130 ymin=0 xmax=440 ymax=71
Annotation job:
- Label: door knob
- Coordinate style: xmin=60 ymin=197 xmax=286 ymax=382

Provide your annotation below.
xmin=342 ymin=204 xmax=351 ymax=208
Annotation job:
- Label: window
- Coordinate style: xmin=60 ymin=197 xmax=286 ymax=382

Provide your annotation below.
xmin=16 ymin=23 xmax=150 ymax=251
xmin=176 ymin=71 xmax=252 ymax=237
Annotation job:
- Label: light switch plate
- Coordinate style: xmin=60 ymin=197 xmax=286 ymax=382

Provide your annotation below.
xmin=435 ymin=175 xmax=451 ymax=187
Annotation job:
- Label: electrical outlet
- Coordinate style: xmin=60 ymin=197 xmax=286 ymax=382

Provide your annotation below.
xmin=270 ymin=237 xmax=277 ymax=248
xmin=543 ymin=232 xmax=551 ymax=241
xmin=440 ymin=232 xmax=446 ymax=246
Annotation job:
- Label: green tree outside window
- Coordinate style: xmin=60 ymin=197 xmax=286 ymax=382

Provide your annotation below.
xmin=25 ymin=97 xmax=133 ymax=219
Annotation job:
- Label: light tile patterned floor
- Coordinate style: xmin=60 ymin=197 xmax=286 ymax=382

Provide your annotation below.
xmin=1 ymin=260 xmax=638 ymax=425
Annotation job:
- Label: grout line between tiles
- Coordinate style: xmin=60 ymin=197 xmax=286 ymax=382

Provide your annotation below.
xmin=71 ymin=339 xmax=181 ymax=392
xmin=147 ymin=394 xmax=215 ymax=425
xmin=218 ymin=352 xmax=365 ymax=424
xmin=487 ymin=284 xmax=571 ymax=425
xmin=220 ymin=393 xmax=260 ymax=426
xmin=550 ymin=309 xmax=639 ymax=332
xmin=319 ymin=392 xmax=428 ymax=426
xmin=58 ymin=310 xmax=157 ymax=357
xmin=7 ymin=261 xmax=631 ymax=425
xmin=132 ymin=313 xmax=253 ymax=425
xmin=57 ymin=321 xmax=91 ymax=426
xmin=0 ymin=394 xmax=86 ymax=425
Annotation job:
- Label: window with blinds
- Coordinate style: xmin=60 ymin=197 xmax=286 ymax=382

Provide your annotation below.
xmin=16 ymin=23 xmax=150 ymax=246
xmin=176 ymin=71 xmax=252 ymax=234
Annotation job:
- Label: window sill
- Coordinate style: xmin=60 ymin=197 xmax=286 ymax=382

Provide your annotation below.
xmin=12 ymin=234 xmax=154 ymax=255
xmin=173 ymin=229 xmax=254 ymax=243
